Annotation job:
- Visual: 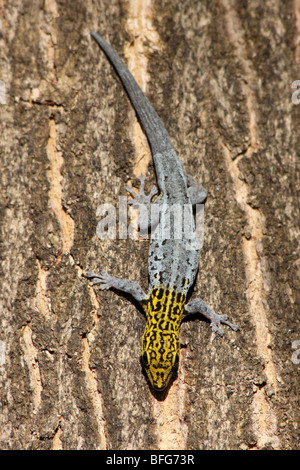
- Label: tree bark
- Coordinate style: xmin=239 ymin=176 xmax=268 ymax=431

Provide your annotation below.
xmin=0 ymin=0 xmax=299 ymax=450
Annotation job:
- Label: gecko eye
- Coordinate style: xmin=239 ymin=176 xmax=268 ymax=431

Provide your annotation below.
xmin=141 ymin=351 xmax=149 ymax=368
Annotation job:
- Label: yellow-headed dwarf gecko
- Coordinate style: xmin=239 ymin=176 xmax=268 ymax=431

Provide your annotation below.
xmin=85 ymin=32 xmax=239 ymax=392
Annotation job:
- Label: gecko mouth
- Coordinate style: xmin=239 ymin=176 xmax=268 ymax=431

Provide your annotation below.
xmin=152 ymin=383 xmax=167 ymax=391
xmin=151 ymin=377 xmax=169 ymax=391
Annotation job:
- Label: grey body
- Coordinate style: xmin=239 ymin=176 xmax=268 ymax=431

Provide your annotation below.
xmin=89 ymin=32 xmax=203 ymax=296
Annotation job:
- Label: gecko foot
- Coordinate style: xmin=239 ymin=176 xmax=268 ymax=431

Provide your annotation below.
xmin=209 ymin=313 xmax=240 ymax=336
xmin=125 ymin=174 xmax=158 ymax=208
xmin=84 ymin=270 xmax=114 ymax=289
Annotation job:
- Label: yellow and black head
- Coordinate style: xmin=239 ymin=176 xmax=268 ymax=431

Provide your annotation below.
xmin=141 ymin=329 xmax=180 ymax=391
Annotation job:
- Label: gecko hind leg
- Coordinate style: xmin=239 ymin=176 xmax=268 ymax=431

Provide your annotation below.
xmin=184 ymin=298 xmax=239 ymax=336
xmin=125 ymin=174 xmax=159 ymax=233
xmin=185 ymin=173 xmax=207 ymax=205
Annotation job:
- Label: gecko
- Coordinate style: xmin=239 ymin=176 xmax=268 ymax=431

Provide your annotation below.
xmin=85 ymin=32 xmax=239 ymax=392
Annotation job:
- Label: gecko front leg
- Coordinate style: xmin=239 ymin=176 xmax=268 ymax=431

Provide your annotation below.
xmin=184 ymin=298 xmax=239 ymax=336
xmin=85 ymin=270 xmax=148 ymax=304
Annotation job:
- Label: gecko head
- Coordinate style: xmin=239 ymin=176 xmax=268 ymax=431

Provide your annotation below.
xmin=141 ymin=332 xmax=180 ymax=391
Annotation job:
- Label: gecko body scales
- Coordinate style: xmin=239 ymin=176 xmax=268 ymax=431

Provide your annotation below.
xmin=86 ymin=32 xmax=239 ymax=391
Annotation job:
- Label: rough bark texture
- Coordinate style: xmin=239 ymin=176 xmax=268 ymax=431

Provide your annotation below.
xmin=0 ymin=0 xmax=299 ymax=450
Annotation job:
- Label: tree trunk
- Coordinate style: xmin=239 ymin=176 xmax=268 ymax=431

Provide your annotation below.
xmin=0 ymin=0 xmax=299 ymax=450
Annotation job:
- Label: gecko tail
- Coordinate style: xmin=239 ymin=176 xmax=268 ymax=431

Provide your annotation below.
xmin=90 ymin=31 xmax=173 ymax=155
